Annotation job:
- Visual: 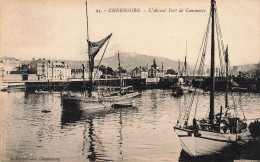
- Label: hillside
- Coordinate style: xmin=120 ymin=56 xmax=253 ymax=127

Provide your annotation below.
xmin=51 ymin=53 xmax=192 ymax=72
xmin=98 ymin=53 xmax=193 ymax=72
xmin=16 ymin=53 xmax=259 ymax=75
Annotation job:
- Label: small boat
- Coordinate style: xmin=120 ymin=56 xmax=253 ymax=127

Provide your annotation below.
xmin=104 ymin=51 xmax=140 ymax=107
xmin=35 ymin=89 xmax=61 ymax=94
xmin=42 ymin=109 xmax=51 ymax=113
xmin=179 ymin=41 xmax=190 ymax=92
xmin=173 ymin=0 xmax=248 ymax=157
xmin=172 ymin=86 xmax=184 ymax=97
xmin=100 ymin=86 xmax=140 ymax=108
xmin=112 ymin=102 xmax=133 ymax=108
xmin=0 ymin=82 xmax=25 ymax=91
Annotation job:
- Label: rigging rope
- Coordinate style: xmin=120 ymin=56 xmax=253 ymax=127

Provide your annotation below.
xmin=238 ymin=92 xmax=246 ymax=120
xmin=216 ymin=16 xmax=225 ymax=75
xmin=182 ymin=7 xmax=212 ymax=125
xmin=176 ymin=97 xmax=183 ymax=126
xmin=194 ymin=57 xmax=206 ymax=119
xmin=215 ymin=6 xmax=227 ymax=75
xmin=183 ymin=92 xmax=196 ymax=125
xmin=192 ymin=10 xmax=212 ymax=77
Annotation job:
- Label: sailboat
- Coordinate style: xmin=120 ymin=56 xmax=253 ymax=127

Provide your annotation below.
xmin=103 ymin=51 xmax=140 ymax=108
xmin=180 ymin=42 xmax=206 ymax=94
xmin=61 ymin=0 xmax=113 ymax=111
xmin=180 ymin=42 xmax=194 ymax=93
xmin=172 ymin=59 xmax=184 ymax=97
xmin=173 ymin=0 xmax=248 ymax=157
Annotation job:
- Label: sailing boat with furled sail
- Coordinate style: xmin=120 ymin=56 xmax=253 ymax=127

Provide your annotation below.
xmin=100 ymin=51 xmax=141 ymax=108
xmin=62 ymin=0 xmax=113 ymax=111
xmin=173 ymin=0 xmax=248 ymax=157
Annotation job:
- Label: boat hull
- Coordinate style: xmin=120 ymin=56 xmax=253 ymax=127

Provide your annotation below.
xmin=106 ymin=92 xmax=140 ymax=108
xmin=104 ymin=92 xmax=140 ymax=102
xmin=62 ymin=91 xmax=140 ymax=111
xmin=62 ymin=95 xmax=112 ymax=113
xmin=174 ymin=127 xmax=237 ymax=157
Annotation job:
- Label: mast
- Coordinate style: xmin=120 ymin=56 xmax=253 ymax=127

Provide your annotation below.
xmin=52 ymin=62 xmax=54 ymax=81
xmin=86 ymin=0 xmax=89 ymax=42
xmin=118 ymin=51 xmax=122 ymax=94
xmin=178 ymin=59 xmax=180 ymax=77
xmin=82 ymin=64 xmax=87 ymax=96
xmin=88 ymin=53 xmax=94 ymax=97
xmin=225 ymin=44 xmax=229 ymax=108
xmin=184 ymin=41 xmax=187 ymax=83
xmin=86 ymin=0 xmax=93 ymax=97
xmin=209 ymin=0 xmax=215 ymax=125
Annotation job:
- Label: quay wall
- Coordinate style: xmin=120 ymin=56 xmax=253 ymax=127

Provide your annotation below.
xmin=25 ymin=77 xmax=178 ymax=92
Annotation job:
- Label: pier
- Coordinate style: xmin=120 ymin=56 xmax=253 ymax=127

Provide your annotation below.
xmin=2 ymin=76 xmax=259 ymax=93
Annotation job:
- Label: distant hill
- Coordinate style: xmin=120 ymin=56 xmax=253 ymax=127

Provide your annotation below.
xmin=49 ymin=53 xmax=193 ymax=72
xmin=0 ymin=56 xmax=20 ymax=61
xmin=17 ymin=53 xmax=259 ymax=75
xmin=98 ymin=53 xmax=193 ymax=72
xmin=97 ymin=53 xmax=189 ymax=71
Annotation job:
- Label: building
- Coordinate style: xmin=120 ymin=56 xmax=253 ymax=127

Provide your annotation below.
xmin=37 ymin=61 xmax=71 ymax=81
xmin=29 ymin=58 xmax=48 ymax=74
xmin=131 ymin=66 xmax=148 ymax=78
xmin=206 ymin=68 xmax=222 ymax=77
xmin=71 ymin=66 xmax=103 ymax=80
xmin=71 ymin=69 xmax=83 ymax=79
xmin=147 ymin=58 xmax=166 ymax=78
xmin=0 ymin=65 xmax=12 ymax=81
xmin=148 ymin=68 xmax=166 ymax=78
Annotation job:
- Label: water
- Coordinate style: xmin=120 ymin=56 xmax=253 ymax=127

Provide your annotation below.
xmin=0 ymin=89 xmax=260 ymax=161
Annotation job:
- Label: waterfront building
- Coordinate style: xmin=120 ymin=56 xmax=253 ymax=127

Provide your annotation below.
xmin=147 ymin=58 xmax=166 ymax=78
xmin=148 ymin=68 xmax=166 ymax=78
xmin=131 ymin=66 xmax=148 ymax=78
xmin=37 ymin=61 xmax=71 ymax=81
xmin=0 ymin=65 xmax=12 ymax=81
xmin=29 ymin=58 xmax=47 ymax=74
xmin=206 ymin=68 xmax=222 ymax=77
xmin=71 ymin=66 xmax=102 ymax=80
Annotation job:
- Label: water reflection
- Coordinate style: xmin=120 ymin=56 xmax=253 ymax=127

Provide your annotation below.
xmin=118 ymin=109 xmax=123 ymax=161
xmin=61 ymin=101 xmax=82 ymax=126
xmin=60 ymin=98 xmax=139 ymax=161
xmin=83 ymin=118 xmax=111 ymax=161
xmin=0 ymin=90 xmax=260 ymax=161
xmin=61 ymin=104 xmax=112 ymax=161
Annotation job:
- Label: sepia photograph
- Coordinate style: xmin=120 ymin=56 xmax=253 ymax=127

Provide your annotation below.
xmin=0 ymin=0 xmax=260 ymax=161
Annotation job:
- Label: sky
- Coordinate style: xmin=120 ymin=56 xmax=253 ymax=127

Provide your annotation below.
xmin=0 ymin=0 xmax=259 ymax=66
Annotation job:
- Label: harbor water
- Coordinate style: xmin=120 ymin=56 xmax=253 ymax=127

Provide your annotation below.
xmin=0 ymin=89 xmax=260 ymax=161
